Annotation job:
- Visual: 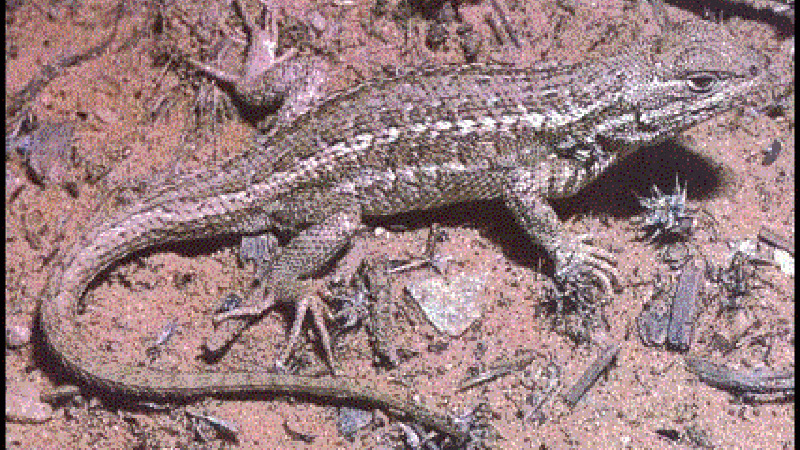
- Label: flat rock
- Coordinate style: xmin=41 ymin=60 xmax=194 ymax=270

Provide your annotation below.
xmin=6 ymin=382 xmax=54 ymax=424
xmin=406 ymin=274 xmax=487 ymax=337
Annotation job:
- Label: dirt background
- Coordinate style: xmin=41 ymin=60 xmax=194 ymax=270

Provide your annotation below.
xmin=6 ymin=0 xmax=794 ymax=448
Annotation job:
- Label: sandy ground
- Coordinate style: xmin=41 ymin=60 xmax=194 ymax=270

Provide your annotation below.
xmin=6 ymin=0 xmax=794 ymax=448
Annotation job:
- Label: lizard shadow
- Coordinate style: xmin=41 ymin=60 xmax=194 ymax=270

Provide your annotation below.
xmin=368 ymin=138 xmax=728 ymax=273
xmin=559 ymin=138 xmax=730 ymax=218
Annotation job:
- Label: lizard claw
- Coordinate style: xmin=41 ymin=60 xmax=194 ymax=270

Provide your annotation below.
xmin=554 ymin=238 xmax=622 ymax=294
xmin=205 ymin=281 xmax=337 ymax=374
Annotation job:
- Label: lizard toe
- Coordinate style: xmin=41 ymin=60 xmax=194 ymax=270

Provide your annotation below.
xmin=203 ymin=288 xmax=276 ymax=357
xmin=275 ymin=282 xmax=337 ymax=374
xmin=555 ymin=241 xmax=622 ymax=293
xmin=584 ymin=256 xmax=622 ymax=293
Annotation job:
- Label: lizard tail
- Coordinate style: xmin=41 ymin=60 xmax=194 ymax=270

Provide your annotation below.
xmin=38 ymin=207 xmax=467 ymax=441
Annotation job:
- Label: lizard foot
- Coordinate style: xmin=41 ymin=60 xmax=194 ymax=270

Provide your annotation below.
xmin=210 ymin=281 xmax=337 ymax=374
xmin=274 ymin=287 xmax=336 ymax=374
xmin=202 ymin=288 xmax=277 ymax=360
xmin=553 ymin=237 xmax=621 ymax=294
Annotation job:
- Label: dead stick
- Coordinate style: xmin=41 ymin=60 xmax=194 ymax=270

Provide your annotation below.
xmin=563 ymin=342 xmax=620 ymax=407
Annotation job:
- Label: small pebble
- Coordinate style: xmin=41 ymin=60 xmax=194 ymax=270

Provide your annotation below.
xmin=24 ymin=121 xmax=75 ymax=185
xmin=337 ymin=406 xmax=373 ymax=439
xmin=6 ymin=382 xmax=54 ymax=423
xmin=6 ymin=324 xmax=32 ymax=349
xmin=93 ymin=106 xmax=122 ymax=125
xmin=773 ymin=249 xmax=794 ymax=276
xmin=307 ymin=10 xmax=327 ymax=33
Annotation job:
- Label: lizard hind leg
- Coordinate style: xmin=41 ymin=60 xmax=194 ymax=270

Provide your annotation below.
xmin=214 ymin=208 xmax=362 ymax=373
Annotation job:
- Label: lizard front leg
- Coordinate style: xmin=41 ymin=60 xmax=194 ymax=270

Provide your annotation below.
xmin=208 ymin=209 xmax=362 ymax=374
xmin=499 ymin=167 xmax=622 ymax=293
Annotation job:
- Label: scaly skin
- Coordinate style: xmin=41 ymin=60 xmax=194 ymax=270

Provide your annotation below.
xmin=39 ymin=19 xmax=772 ymax=441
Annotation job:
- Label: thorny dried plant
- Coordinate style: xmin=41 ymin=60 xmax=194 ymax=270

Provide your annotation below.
xmin=325 ymin=267 xmax=372 ymax=333
xmin=633 ymin=177 xmax=696 ymax=242
xmin=450 ymin=402 xmax=493 ymax=449
xmin=707 ymin=241 xmax=771 ymax=307
xmin=395 ymin=401 xmax=493 ymax=450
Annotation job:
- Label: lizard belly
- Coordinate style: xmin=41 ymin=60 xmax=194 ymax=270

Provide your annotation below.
xmin=334 ymin=164 xmax=505 ymax=216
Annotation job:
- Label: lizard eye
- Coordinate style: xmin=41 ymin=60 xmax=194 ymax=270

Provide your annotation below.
xmin=686 ymin=72 xmax=719 ymax=93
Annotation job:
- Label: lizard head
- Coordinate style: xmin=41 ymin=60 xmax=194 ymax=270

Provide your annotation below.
xmin=613 ymin=20 xmax=775 ymax=149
